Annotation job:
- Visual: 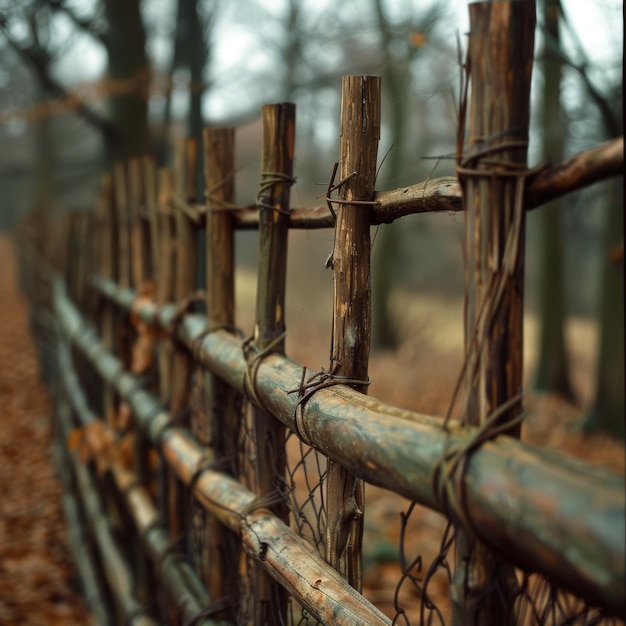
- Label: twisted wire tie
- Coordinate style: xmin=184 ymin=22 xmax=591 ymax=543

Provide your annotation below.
xmin=287 ymin=364 xmax=371 ymax=446
xmin=256 ymin=171 xmax=296 ymax=216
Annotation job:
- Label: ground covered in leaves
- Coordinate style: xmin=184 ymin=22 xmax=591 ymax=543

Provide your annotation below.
xmin=0 ymin=235 xmax=93 ymax=625
xmin=0 ymin=230 xmax=623 ymax=624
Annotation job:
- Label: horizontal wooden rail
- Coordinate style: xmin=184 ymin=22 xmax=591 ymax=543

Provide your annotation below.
xmin=54 ymin=446 xmax=111 ymax=625
xmin=56 ymin=338 xmax=223 ymax=626
xmin=184 ymin=138 xmax=623 ymax=229
xmin=55 ymin=399 xmax=158 ymax=626
xmin=55 ymin=279 xmax=392 ymax=626
xmin=87 ymin=274 xmax=626 ymax=617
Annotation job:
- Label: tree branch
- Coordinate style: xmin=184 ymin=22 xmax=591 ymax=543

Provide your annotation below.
xmin=0 ymin=17 xmax=115 ymax=142
xmin=197 ymin=138 xmax=623 ymax=230
xmin=543 ymin=28 xmax=621 ymax=138
xmin=525 ymin=137 xmax=624 ymax=208
xmin=48 ymin=0 xmax=108 ymax=48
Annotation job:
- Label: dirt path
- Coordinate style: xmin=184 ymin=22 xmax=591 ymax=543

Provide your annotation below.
xmin=0 ymin=234 xmax=92 ymax=625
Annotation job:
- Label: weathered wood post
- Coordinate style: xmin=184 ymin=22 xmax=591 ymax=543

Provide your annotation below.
xmin=128 ymin=157 xmax=150 ymax=288
xmin=248 ymin=102 xmax=295 ymax=624
xmin=171 ymin=138 xmax=198 ymax=413
xmin=199 ymin=126 xmax=240 ymax=613
xmin=204 ymin=128 xmax=238 ymax=477
xmin=112 ymin=163 xmax=136 ymax=395
xmin=326 ymin=75 xmax=380 ymax=590
xmin=153 ymin=164 xmax=187 ymax=598
xmin=156 ymin=167 xmax=175 ymax=405
xmin=95 ymin=175 xmax=117 ymax=426
xmin=127 ymin=156 xmax=160 ymax=615
xmin=453 ymin=2 xmax=535 ymax=624
xmin=113 ymin=162 xmax=132 ymax=291
xmin=141 ymin=156 xmax=161 ymax=291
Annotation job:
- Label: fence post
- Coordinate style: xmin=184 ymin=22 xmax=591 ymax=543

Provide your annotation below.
xmin=200 ymin=126 xmax=240 ymax=614
xmin=247 ymin=102 xmax=295 ymax=624
xmin=156 ymin=167 xmax=175 ymax=406
xmin=326 ymin=75 xmax=380 ymax=591
xmin=128 ymin=157 xmax=149 ymax=288
xmin=454 ymin=2 xmax=535 ymax=624
xmin=94 ymin=176 xmax=117 ymax=429
xmin=154 ymin=164 xmax=186 ymax=600
xmin=142 ymin=156 xmax=161 ymax=290
xmin=113 ymin=162 xmax=132 ymax=291
xmin=127 ymin=156 xmax=161 ymax=617
xmin=171 ymin=138 xmax=198 ymax=413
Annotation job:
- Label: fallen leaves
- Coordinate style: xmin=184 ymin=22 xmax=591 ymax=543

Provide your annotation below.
xmin=67 ymin=420 xmax=139 ymax=475
xmin=0 ymin=235 xmax=93 ymax=626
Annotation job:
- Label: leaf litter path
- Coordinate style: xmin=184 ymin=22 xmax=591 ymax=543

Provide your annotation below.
xmin=0 ymin=234 xmax=92 ymax=625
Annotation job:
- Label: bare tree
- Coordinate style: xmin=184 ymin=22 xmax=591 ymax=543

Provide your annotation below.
xmin=534 ymin=0 xmax=575 ymax=399
xmin=159 ymin=0 xmax=213 ymax=166
xmin=1 ymin=0 xmax=150 ymax=161
xmin=370 ymin=0 xmax=447 ymax=349
xmin=553 ymin=5 xmax=624 ymax=437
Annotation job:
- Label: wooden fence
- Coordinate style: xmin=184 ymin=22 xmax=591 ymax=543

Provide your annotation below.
xmin=17 ymin=3 xmax=624 ymax=625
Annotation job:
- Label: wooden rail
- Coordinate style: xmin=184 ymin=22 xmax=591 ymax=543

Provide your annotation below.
xmin=57 ymin=275 xmax=625 ymax=616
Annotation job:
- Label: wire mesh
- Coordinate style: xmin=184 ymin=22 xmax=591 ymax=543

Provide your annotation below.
xmin=285 ymin=429 xmax=329 ymax=625
xmin=391 ymin=502 xmax=624 ymax=626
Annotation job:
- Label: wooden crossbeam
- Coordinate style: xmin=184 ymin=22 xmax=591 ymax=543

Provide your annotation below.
xmin=185 ymin=137 xmax=623 ymax=229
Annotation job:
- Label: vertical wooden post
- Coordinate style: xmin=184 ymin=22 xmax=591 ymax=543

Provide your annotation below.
xmin=127 ymin=156 xmax=159 ymax=615
xmin=142 ymin=156 xmax=161 ymax=290
xmin=159 ymin=140 xmax=199 ymax=624
xmin=128 ymin=157 xmax=149 ymax=288
xmin=113 ymin=162 xmax=132 ymax=290
xmin=112 ymin=162 xmax=136 ymax=404
xmin=454 ymin=3 xmax=535 ymax=625
xmin=326 ymin=75 xmax=380 ymax=591
xmin=200 ymin=126 xmax=239 ymax=612
xmin=163 ymin=139 xmax=198 ymax=548
xmin=249 ymin=102 xmax=295 ymax=624
xmin=154 ymin=165 xmax=180 ymax=579
xmin=156 ymin=167 xmax=175 ymax=405
xmin=204 ymin=129 xmax=237 ymax=466
xmin=171 ymin=138 xmax=198 ymax=413
xmin=96 ymin=175 xmax=118 ymax=427
xmin=139 ymin=154 xmax=169 ymax=620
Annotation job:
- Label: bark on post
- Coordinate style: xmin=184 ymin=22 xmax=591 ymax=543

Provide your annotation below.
xmin=128 ymin=156 xmax=160 ymax=616
xmin=454 ymin=2 xmax=535 ymax=624
xmin=204 ymin=127 xmax=238 ymax=470
xmin=154 ymin=165 xmax=185 ymax=586
xmin=326 ymin=75 xmax=380 ymax=591
xmin=171 ymin=138 xmax=197 ymax=413
xmin=95 ymin=176 xmax=117 ymax=424
xmin=141 ymin=157 xmax=161 ymax=290
xmin=163 ymin=139 xmax=198 ymax=564
xmin=249 ymin=102 xmax=295 ymax=624
xmin=156 ymin=167 xmax=175 ymax=404
xmin=200 ymin=126 xmax=240 ymax=611
xmin=128 ymin=157 xmax=150 ymax=288
xmin=113 ymin=162 xmax=132 ymax=290
xmin=112 ymin=163 xmax=135 ymax=399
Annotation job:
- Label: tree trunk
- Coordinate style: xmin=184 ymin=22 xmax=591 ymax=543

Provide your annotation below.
xmin=584 ymin=178 xmax=625 ymax=439
xmin=103 ymin=0 xmax=150 ymax=160
xmin=534 ymin=0 xmax=575 ymax=400
xmin=370 ymin=0 xmax=407 ymax=351
xmin=583 ymin=60 xmax=624 ymax=439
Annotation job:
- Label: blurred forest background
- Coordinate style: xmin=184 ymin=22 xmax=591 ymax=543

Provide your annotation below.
xmin=0 ymin=0 xmax=623 ymax=436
